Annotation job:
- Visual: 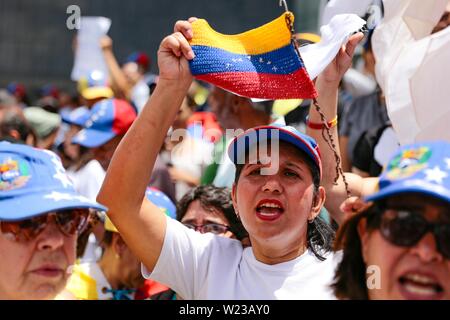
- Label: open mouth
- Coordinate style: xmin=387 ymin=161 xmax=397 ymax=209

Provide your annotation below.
xmin=255 ymin=199 xmax=284 ymax=221
xmin=398 ymin=272 xmax=444 ymax=300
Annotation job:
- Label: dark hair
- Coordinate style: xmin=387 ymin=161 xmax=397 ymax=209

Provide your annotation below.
xmin=102 ymin=230 xmax=114 ymax=247
xmin=177 ymin=185 xmax=248 ymax=241
xmin=332 ymin=204 xmax=382 ymax=299
xmin=234 ymin=144 xmax=335 ymax=261
xmin=0 ymin=106 xmax=36 ymax=144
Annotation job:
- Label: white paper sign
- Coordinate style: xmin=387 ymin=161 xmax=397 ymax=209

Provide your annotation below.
xmin=71 ymin=16 xmax=111 ymax=81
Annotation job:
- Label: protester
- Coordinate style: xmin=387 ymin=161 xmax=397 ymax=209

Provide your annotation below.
xmin=100 ymin=36 xmax=150 ymax=113
xmin=0 ymin=105 xmax=36 ymax=146
xmin=77 ymin=70 xmax=114 ymax=109
xmin=0 ymin=142 xmax=105 ymax=299
xmin=23 ymin=107 xmax=61 ymax=150
xmin=97 ymin=18 xmax=363 ymax=299
xmin=202 ymin=87 xmax=274 ymax=188
xmin=66 ymin=188 xmax=174 ymax=300
xmin=163 ymin=95 xmax=213 ymax=200
xmin=151 ymin=184 xmax=248 ymax=300
xmin=333 ymin=141 xmax=450 ymax=300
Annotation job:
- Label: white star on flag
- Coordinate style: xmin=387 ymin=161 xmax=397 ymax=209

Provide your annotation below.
xmin=259 ymin=58 xmax=264 ymax=63
xmin=272 ymin=66 xmax=278 ymax=72
xmin=424 ymin=166 xmax=448 ymax=184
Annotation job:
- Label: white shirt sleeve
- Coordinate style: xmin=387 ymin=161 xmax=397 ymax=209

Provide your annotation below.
xmin=141 ymin=216 xmax=243 ymax=299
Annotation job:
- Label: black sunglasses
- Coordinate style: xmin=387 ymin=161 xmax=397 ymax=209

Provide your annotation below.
xmin=374 ymin=207 xmax=450 ymax=259
xmin=0 ymin=209 xmax=90 ymax=242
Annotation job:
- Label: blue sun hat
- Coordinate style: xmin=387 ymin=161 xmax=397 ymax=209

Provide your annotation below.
xmin=365 ymin=141 xmax=450 ymax=203
xmin=0 ymin=142 xmax=106 ymax=221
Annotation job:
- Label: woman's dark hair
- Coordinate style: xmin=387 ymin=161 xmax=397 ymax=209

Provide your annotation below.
xmin=234 ymin=144 xmax=335 ymax=261
xmin=332 ymin=204 xmax=382 ymax=299
xmin=177 ymin=185 xmax=248 ymax=241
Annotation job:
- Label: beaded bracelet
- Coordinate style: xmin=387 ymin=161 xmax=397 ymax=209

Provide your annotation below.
xmin=306 ymin=115 xmax=338 ymax=130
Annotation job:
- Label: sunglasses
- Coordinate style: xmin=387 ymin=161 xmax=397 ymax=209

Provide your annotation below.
xmin=376 ymin=207 xmax=450 ymax=259
xmin=183 ymin=222 xmax=230 ymax=235
xmin=0 ymin=209 xmax=90 ymax=242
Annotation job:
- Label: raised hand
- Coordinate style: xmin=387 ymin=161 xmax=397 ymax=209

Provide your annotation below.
xmin=319 ymin=32 xmax=364 ymax=84
xmin=157 ymin=18 xmax=198 ymax=88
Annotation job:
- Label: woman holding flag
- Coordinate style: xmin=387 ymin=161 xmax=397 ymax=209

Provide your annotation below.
xmin=97 ymin=17 xmax=363 ymax=299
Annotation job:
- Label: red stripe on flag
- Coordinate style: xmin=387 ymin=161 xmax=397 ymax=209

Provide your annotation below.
xmin=196 ymin=68 xmax=317 ymax=100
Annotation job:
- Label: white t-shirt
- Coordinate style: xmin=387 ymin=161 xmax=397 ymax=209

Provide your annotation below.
xmin=131 ymin=80 xmax=150 ymax=114
xmin=67 ymin=159 xmax=105 ymax=202
xmin=142 ymin=217 xmax=340 ymax=300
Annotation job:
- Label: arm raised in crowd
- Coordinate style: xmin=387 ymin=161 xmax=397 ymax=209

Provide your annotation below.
xmin=100 ymin=36 xmax=133 ymax=100
xmin=97 ymin=20 xmax=196 ymax=272
xmin=306 ymin=32 xmax=378 ymax=225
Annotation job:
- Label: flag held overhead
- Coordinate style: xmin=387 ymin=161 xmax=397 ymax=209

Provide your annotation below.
xmin=189 ymin=12 xmax=317 ymax=100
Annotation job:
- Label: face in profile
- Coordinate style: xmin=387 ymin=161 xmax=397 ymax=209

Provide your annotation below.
xmin=360 ymin=195 xmax=450 ymax=300
xmin=0 ymin=214 xmax=78 ymax=300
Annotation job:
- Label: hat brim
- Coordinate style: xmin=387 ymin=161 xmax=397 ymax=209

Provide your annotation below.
xmin=0 ymin=189 xmax=107 ymax=221
xmin=227 ymin=125 xmax=322 ymax=175
xmin=81 ymin=87 xmax=113 ymax=100
xmin=365 ymin=178 xmax=450 ymax=204
xmin=72 ymin=128 xmax=116 ymax=148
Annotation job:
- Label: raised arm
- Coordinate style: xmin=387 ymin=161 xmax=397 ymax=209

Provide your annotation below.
xmin=306 ymin=32 xmax=378 ymax=224
xmin=100 ymin=36 xmax=133 ymax=100
xmin=97 ymin=20 xmax=196 ymax=272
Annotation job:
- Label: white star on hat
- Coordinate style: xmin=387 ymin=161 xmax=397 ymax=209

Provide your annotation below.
xmin=50 ymin=157 xmax=73 ymax=188
xmin=424 ymin=165 xmax=448 ymax=184
xmin=445 ymin=158 xmax=450 ymax=170
xmin=76 ymin=130 xmax=87 ymax=142
xmin=44 ymin=191 xmax=90 ymax=202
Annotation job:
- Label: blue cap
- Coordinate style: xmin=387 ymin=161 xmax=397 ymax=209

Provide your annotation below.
xmin=0 ymin=142 xmax=107 ymax=221
xmin=366 ymin=141 xmax=450 ymax=204
xmin=227 ymin=124 xmax=322 ymax=177
xmin=61 ymin=106 xmax=91 ymax=127
xmin=145 ymin=187 xmax=176 ymax=219
xmin=72 ymin=99 xmax=136 ymax=148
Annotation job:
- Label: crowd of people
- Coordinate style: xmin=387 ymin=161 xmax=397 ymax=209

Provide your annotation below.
xmin=0 ymin=2 xmax=449 ymax=300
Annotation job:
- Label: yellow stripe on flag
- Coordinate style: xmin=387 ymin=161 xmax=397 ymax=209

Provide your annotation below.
xmin=190 ymin=12 xmax=294 ymax=55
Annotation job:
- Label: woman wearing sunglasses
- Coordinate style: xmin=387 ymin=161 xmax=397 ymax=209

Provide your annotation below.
xmin=331 ymin=142 xmax=450 ymax=299
xmin=97 ymin=19 xmax=363 ymax=299
xmin=304 ymin=43 xmax=450 ymax=298
xmin=0 ymin=142 xmax=106 ymax=300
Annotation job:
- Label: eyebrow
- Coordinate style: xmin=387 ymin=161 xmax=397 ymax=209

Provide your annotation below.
xmin=284 ymin=161 xmax=305 ymax=173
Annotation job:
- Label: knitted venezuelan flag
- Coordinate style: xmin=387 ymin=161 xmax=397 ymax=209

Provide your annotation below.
xmin=189 ymin=12 xmax=317 ymax=100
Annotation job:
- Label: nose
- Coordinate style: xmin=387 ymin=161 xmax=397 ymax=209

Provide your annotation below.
xmin=409 ymin=232 xmax=444 ymax=263
xmin=36 ymin=218 xmax=65 ymax=251
xmin=261 ymin=174 xmax=283 ymax=194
